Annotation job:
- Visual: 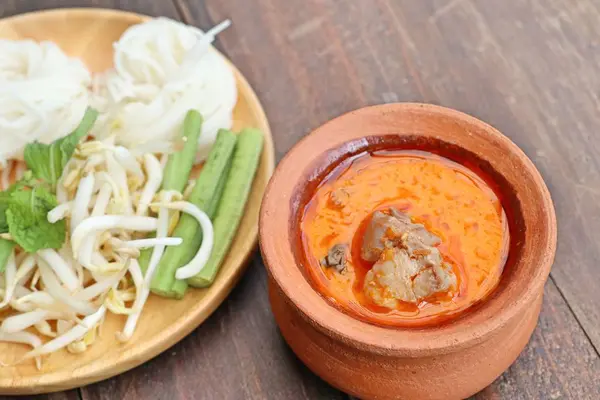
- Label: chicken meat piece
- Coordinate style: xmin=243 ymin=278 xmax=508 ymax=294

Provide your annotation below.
xmin=413 ymin=263 xmax=457 ymax=300
xmin=362 ymin=209 xmax=457 ymax=307
xmin=361 ymin=209 xmax=440 ymax=262
xmin=364 ymin=248 xmax=421 ymax=306
xmin=364 ymin=248 xmax=457 ymax=307
xmin=321 ymin=243 xmax=348 ymax=272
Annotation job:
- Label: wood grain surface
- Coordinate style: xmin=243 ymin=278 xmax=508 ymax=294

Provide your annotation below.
xmin=1 ymin=0 xmax=600 ymax=399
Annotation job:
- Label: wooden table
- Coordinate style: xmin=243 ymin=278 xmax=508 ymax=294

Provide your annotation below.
xmin=2 ymin=0 xmax=600 ymax=399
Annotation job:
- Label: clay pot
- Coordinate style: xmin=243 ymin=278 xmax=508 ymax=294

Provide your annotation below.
xmin=259 ymin=103 xmax=557 ymax=400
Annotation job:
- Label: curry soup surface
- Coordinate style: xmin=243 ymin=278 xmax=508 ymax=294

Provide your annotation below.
xmin=299 ymin=150 xmax=509 ymax=327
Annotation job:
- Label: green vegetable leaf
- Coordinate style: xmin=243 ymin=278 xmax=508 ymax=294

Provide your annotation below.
xmin=24 ymin=107 xmax=98 ymax=187
xmin=0 ymin=190 xmax=12 ymax=233
xmin=0 ymin=172 xmax=38 ymax=233
xmin=6 ymin=186 xmax=66 ymax=252
xmin=0 ymin=203 xmax=9 ymax=233
xmin=0 ymin=238 xmax=15 ymax=273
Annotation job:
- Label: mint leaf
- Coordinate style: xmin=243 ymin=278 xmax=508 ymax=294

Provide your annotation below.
xmin=24 ymin=107 xmax=98 ymax=187
xmin=0 ymin=238 xmax=15 ymax=273
xmin=6 ymin=186 xmax=66 ymax=252
xmin=0 ymin=171 xmax=45 ymax=233
xmin=0 ymin=108 xmax=96 ymax=253
xmin=0 ymin=201 xmax=9 ymax=233
xmin=0 ymin=190 xmax=12 ymax=233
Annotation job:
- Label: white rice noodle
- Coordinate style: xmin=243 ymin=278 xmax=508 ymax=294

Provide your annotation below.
xmin=91 ymin=18 xmax=237 ymax=160
xmin=0 ymin=40 xmax=91 ymax=164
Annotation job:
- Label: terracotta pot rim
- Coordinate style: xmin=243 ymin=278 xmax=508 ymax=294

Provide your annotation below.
xmin=260 ymin=103 xmax=557 ymax=357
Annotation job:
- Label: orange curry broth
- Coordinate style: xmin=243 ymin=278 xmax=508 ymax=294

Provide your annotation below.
xmin=299 ymin=150 xmax=509 ymax=327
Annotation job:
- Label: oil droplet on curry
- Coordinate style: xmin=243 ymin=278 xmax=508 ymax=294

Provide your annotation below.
xmin=300 ymin=150 xmax=509 ymax=327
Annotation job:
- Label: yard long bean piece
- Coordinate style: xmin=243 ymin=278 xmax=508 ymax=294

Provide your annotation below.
xmin=150 ymin=129 xmax=237 ymax=298
xmin=187 ymin=128 xmax=263 ymax=288
xmin=139 ymin=111 xmax=203 ymax=275
xmin=161 ymin=110 xmax=203 ymax=192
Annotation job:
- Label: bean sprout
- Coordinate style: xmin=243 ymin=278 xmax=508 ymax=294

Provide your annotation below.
xmin=152 ymin=201 xmax=213 ymax=280
xmin=0 ymin=17 xmax=236 ymax=365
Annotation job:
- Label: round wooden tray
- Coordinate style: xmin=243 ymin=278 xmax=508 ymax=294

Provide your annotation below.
xmin=0 ymin=8 xmax=274 ymax=394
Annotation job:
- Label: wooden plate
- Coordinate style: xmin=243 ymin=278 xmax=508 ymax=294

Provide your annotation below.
xmin=0 ymin=8 xmax=274 ymax=394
